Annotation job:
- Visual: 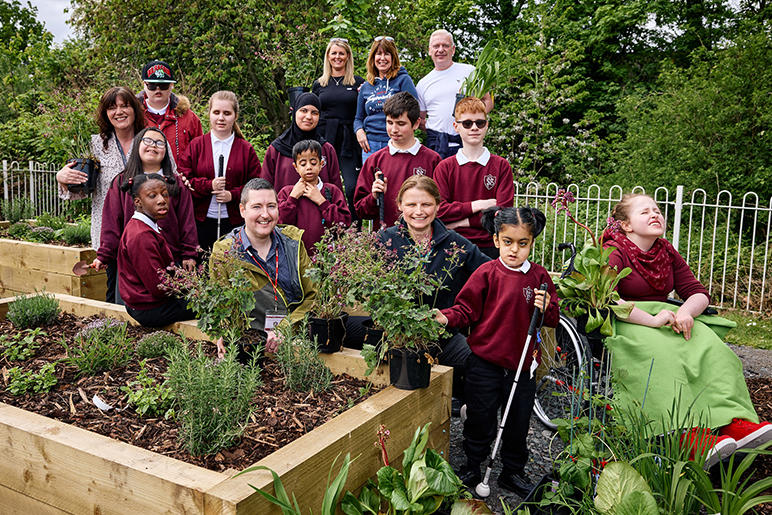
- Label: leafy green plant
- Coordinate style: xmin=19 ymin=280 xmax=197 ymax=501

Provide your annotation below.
xmin=460 ymin=41 xmax=505 ymax=100
xmin=6 ymin=290 xmax=60 ymax=328
xmin=275 ymin=314 xmax=332 ymax=393
xmin=61 ymin=219 xmax=91 ymax=245
xmin=165 ymin=343 xmax=263 ymax=456
xmin=135 ymin=330 xmax=182 ymax=359
xmin=0 ymin=327 xmax=45 ymax=361
xmin=594 ymin=462 xmax=657 ymax=515
xmin=6 ymin=221 xmax=32 ymax=239
xmin=26 ymin=225 xmax=56 ymax=243
xmin=120 ymin=360 xmax=174 ymax=417
xmin=63 ymin=318 xmax=133 ymax=376
xmin=7 ymin=362 xmax=58 ymax=395
xmin=306 ymin=225 xmax=354 ymax=319
xmin=1 ymin=197 xmax=33 ymax=223
xmin=35 ymin=212 xmax=67 ymax=230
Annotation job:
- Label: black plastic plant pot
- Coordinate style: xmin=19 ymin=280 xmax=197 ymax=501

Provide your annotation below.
xmin=362 ymin=319 xmax=385 ymax=354
xmin=309 ymin=312 xmax=349 ymax=353
xmin=451 ymin=92 xmax=466 ymax=116
xmin=67 ymin=158 xmax=100 ymax=195
xmin=287 ymin=86 xmax=311 ymax=111
xmin=389 ymin=347 xmax=431 ymax=390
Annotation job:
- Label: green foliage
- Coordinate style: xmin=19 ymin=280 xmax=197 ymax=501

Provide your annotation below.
xmin=120 ymin=360 xmax=174 ymax=417
xmin=7 ymin=291 xmax=60 ymax=328
xmin=594 ymin=462 xmax=657 ymax=515
xmin=61 ymin=218 xmax=91 ymax=245
xmin=7 ymin=362 xmax=58 ymax=395
xmin=63 ymin=318 xmax=133 ymax=376
xmin=721 ymin=310 xmax=772 ymax=350
xmin=35 ymin=212 xmax=67 ymax=230
xmin=275 ymin=315 xmax=332 ymax=393
xmin=460 ymin=41 xmax=505 ymax=100
xmin=165 ymin=343 xmax=263 ymax=456
xmin=6 ymin=221 xmax=32 ymax=239
xmin=1 ymin=197 xmax=33 ymax=223
xmin=135 ymin=330 xmax=183 ymax=359
xmin=0 ymin=327 xmax=45 ymax=361
xmin=26 ymin=225 xmax=56 ymax=243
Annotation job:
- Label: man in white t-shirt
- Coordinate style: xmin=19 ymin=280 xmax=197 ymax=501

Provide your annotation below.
xmin=417 ymin=30 xmax=493 ymax=159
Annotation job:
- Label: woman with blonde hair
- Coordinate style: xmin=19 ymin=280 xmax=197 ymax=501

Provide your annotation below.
xmin=353 ymin=36 xmax=418 ymax=163
xmin=178 ymin=90 xmax=262 ymax=252
xmin=312 ymin=38 xmax=365 ymax=220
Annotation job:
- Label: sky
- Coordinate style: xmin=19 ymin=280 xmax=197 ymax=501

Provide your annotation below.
xmin=28 ymin=0 xmax=74 ymax=44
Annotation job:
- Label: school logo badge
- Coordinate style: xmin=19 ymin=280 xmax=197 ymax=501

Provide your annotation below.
xmin=413 ymin=166 xmax=426 ymax=176
xmin=484 ymin=174 xmax=496 ymax=190
xmin=523 ymin=286 xmax=533 ymax=303
xmin=321 ymin=156 xmax=327 ymax=168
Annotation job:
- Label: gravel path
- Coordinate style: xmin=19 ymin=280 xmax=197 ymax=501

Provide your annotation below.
xmin=447 ymin=344 xmax=772 ymax=514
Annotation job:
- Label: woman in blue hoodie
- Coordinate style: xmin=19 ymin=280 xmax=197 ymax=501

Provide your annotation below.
xmin=354 ymin=37 xmax=418 ymax=163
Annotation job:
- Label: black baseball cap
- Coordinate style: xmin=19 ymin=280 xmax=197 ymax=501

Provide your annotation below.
xmin=142 ymin=60 xmax=177 ymax=83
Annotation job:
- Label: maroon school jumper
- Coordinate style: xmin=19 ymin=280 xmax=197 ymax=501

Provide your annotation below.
xmin=441 ymin=259 xmax=559 ymax=371
xmin=178 ymin=133 xmax=262 ymax=224
xmin=277 ymin=182 xmax=351 ymax=256
xmin=262 ymin=143 xmax=343 ymax=193
xmin=118 ymin=217 xmax=174 ymax=310
xmin=353 ymin=144 xmax=441 ymax=228
xmin=434 ymin=152 xmax=515 ymax=248
xmin=98 ymin=173 xmax=198 ymax=265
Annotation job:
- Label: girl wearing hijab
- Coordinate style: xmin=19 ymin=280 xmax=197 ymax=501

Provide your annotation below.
xmin=261 ymin=92 xmax=343 ymax=193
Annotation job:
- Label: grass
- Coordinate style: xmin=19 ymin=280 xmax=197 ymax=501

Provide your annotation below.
xmin=720 ymin=308 xmax=772 ymax=350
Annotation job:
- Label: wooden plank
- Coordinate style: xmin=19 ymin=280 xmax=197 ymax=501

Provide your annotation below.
xmin=320 ymin=347 xmax=391 ymax=386
xmin=0 ymin=403 xmax=225 ymax=515
xmin=0 ymin=267 xmax=76 ymax=296
xmin=0 ymin=483 xmax=72 ymax=515
xmin=0 ymin=239 xmax=96 ymax=275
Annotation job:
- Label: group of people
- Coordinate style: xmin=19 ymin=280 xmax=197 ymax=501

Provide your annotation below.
xmin=54 ymin=32 xmax=770 ymax=500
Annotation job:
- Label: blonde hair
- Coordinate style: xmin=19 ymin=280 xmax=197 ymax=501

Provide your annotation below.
xmin=366 ymin=39 xmax=401 ymax=84
xmin=397 ymin=175 xmax=442 ymax=206
xmin=318 ymin=40 xmax=356 ymax=87
xmin=208 ymin=90 xmax=244 ymax=139
xmin=611 ymin=193 xmax=654 ymax=222
xmin=454 ymin=97 xmax=487 ymax=119
xmin=429 ymin=29 xmax=455 ymax=47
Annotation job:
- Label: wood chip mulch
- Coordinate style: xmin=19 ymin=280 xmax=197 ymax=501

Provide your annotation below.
xmin=0 ymin=313 xmax=380 ymax=472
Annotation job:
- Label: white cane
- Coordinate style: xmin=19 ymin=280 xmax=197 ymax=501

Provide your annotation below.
xmin=217 ymin=154 xmax=224 ymax=239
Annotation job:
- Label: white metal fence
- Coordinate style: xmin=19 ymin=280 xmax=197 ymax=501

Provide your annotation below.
xmin=2 ymin=161 xmax=771 ymax=312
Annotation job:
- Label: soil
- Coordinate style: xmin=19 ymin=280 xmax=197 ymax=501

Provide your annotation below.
xmin=0 ymin=313 xmax=380 ymax=472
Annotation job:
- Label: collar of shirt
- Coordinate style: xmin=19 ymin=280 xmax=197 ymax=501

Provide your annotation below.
xmin=499 ymin=257 xmax=531 ymax=273
xmin=239 ymin=226 xmax=276 ymax=258
xmin=132 ymin=211 xmax=161 ymax=233
xmin=388 ymin=139 xmax=421 ymax=155
xmin=211 ymin=132 xmax=235 ymax=176
xmin=456 ymin=147 xmax=491 ymax=166
xmin=314 ymin=179 xmax=324 ymax=191
xmin=146 ymin=101 xmax=170 ymax=116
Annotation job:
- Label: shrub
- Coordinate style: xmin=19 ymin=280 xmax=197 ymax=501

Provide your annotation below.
xmin=61 ymin=219 xmax=91 ymax=245
xmin=63 ymin=318 xmax=133 ymax=376
xmin=136 ymin=330 xmax=182 ymax=359
xmin=275 ymin=315 xmax=332 ymax=393
xmin=27 ymin=225 xmax=56 ymax=243
xmin=7 ymin=291 xmax=60 ymax=328
xmin=166 ymin=343 xmax=263 ymax=456
xmin=36 ymin=212 xmax=67 ymax=230
xmin=1 ymin=197 xmax=33 ymax=223
xmin=7 ymin=221 xmax=32 ymax=240
xmin=7 ymin=363 xmax=58 ymax=395
xmin=120 ymin=360 xmax=174 ymax=417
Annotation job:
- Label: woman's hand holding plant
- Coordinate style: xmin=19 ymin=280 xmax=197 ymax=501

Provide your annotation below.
xmin=56 ymin=161 xmax=87 ymax=189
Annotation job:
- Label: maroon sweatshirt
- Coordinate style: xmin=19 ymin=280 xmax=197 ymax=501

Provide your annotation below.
xmin=434 ymin=153 xmax=515 ymax=247
xmin=353 ymin=145 xmax=441 ymax=228
xmin=262 ymin=143 xmax=343 ymax=193
xmin=177 ymin=133 xmax=262 ymax=224
xmin=277 ymin=182 xmax=351 ymax=256
xmin=441 ymin=259 xmax=559 ymax=371
xmin=118 ymin=218 xmax=174 ymax=310
xmin=98 ymin=173 xmax=198 ymax=264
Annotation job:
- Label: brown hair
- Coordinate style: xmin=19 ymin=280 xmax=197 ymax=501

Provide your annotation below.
xmin=96 ymin=87 xmax=146 ymax=151
xmin=454 ymin=96 xmax=487 ymax=119
xmin=208 ymin=90 xmax=244 ymax=139
xmin=366 ymin=39 xmax=401 ymax=84
xmin=397 ymin=175 xmax=442 ymax=206
xmin=611 ymin=193 xmax=654 ymax=223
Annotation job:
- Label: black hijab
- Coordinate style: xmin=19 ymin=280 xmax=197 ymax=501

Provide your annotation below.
xmin=271 ymin=92 xmax=326 ymax=158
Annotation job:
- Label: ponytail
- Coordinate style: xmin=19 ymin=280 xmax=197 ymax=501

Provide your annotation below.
xmin=120 ymin=172 xmax=176 ymax=198
xmin=480 ymin=206 xmax=546 ymax=238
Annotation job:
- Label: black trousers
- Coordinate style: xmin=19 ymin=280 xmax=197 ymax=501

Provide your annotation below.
xmin=463 ymin=353 xmax=536 ymax=474
xmin=339 ymin=154 xmax=361 ymax=226
xmin=196 ymin=216 xmax=234 ymax=255
xmin=126 ymin=297 xmax=195 ymax=328
xmin=106 ymin=261 xmax=125 ymax=306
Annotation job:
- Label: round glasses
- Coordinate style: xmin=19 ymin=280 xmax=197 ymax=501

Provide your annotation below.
xmin=141 ymin=137 xmax=166 ymax=148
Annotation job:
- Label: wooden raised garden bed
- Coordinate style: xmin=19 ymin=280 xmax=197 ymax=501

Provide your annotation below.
xmin=0 ymin=294 xmax=452 ymax=515
xmin=0 ymin=239 xmax=106 ymax=300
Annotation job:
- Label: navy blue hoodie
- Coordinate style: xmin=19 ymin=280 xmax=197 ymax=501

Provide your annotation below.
xmin=354 ymin=66 xmax=418 ymax=143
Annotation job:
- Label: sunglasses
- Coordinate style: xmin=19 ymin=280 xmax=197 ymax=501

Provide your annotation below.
xmin=141 ymin=137 xmax=166 ymax=148
xmin=457 ymin=119 xmax=488 ymax=129
xmin=374 ymin=36 xmax=394 ymax=42
xmin=330 ymin=37 xmax=349 ymax=43
xmin=145 ymin=82 xmax=171 ymax=91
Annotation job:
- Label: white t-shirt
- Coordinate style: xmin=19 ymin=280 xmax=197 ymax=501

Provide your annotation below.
xmin=416 ymin=62 xmax=475 ymax=136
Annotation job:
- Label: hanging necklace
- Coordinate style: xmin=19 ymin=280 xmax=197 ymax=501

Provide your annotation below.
xmin=332 ymin=76 xmax=343 ymax=86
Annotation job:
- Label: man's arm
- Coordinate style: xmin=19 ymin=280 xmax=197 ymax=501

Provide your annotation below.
xmin=419 ymin=110 xmax=428 ymax=132
xmin=482 ymin=92 xmax=494 ymax=113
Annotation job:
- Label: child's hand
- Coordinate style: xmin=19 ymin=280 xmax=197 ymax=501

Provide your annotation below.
xmin=92 ymin=258 xmax=106 ymax=272
xmin=212 ymin=176 xmax=226 ymax=192
xmin=672 ymin=311 xmax=695 ymax=340
xmin=534 ymin=289 xmax=551 ymax=311
xmin=290 ymin=179 xmax=306 ymax=199
xmin=214 ymin=190 xmax=232 ymax=203
xmin=651 ymin=309 xmax=675 ymax=328
xmin=303 ymin=183 xmax=326 ymax=205
xmin=433 ymin=308 xmax=448 ymax=326
xmin=371 ymin=175 xmax=387 ymax=199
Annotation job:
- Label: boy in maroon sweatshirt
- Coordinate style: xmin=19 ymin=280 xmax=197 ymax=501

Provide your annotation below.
xmin=434 ymin=96 xmax=514 ymax=257
xmin=353 ymin=92 xmax=441 ymax=229
xmin=278 ymin=140 xmax=351 ymax=256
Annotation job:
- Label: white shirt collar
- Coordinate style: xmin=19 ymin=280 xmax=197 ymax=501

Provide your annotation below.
xmin=499 ymin=257 xmax=531 ymax=273
xmin=388 ymin=139 xmax=421 ymax=155
xmin=315 ymin=179 xmax=324 ymax=191
xmin=146 ymin=101 xmax=169 ymax=116
xmin=456 ymin=147 xmax=491 ymax=166
xmin=212 ymin=132 xmax=235 ymax=148
xmin=132 ymin=211 xmax=161 ymax=233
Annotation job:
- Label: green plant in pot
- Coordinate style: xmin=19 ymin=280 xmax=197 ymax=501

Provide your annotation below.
xmin=66 ymin=130 xmax=101 ymax=195
xmin=551 ymin=189 xmax=633 ymax=337
xmin=457 ymin=41 xmax=506 ymax=110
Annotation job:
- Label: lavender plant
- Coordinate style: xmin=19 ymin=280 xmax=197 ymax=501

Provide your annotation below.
xmin=63 ymin=318 xmax=133 ymax=376
xmin=7 ymin=291 xmax=60 ymax=329
xmin=136 ymin=330 xmax=183 ymax=359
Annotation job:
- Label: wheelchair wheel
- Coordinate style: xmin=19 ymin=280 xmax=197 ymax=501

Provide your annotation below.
xmin=533 ymin=315 xmax=592 ymax=430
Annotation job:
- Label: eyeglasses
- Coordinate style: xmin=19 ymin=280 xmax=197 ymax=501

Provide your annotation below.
xmin=457 ymin=119 xmax=488 ymax=129
xmin=141 ymin=137 xmax=166 ymax=148
xmin=374 ymin=36 xmax=394 ymax=42
xmin=145 ymin=82 xmax=171 ymax=91
xmin=330 ymin=37 xmax=349 ymax=43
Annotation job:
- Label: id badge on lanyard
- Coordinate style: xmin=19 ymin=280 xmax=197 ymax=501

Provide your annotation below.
xmin=246 ymin=245 xmax=287 ymax=331
xmin=265 ymin=309 xmax=288 ymax=331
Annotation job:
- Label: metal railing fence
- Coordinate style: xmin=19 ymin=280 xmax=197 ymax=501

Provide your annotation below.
xmin=2 ymin=160 xmax=65 ymax=217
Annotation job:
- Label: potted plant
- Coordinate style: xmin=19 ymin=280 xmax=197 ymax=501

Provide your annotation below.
xmin=551 ymin=189 xmax=633 ymax=337
xmin=66 ymin=131 xmax=101 ymax=195
xmin=457 ymin=41 xmax=506 ymax=112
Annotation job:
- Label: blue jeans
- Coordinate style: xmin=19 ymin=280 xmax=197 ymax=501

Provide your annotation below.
xmin=362 ymin=139 xmax=389 ymax=164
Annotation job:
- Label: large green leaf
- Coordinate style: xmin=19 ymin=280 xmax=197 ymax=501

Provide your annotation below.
xmin=615 ymin=491 xmax=658 ymax=515
xmin=594 ymin=462 xmax=652 ymax=515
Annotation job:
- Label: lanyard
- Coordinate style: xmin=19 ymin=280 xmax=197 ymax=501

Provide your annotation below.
xmin=246 ymin=245 xmax=280 ymax=311
xmin=115 ymin=134 xmax=128 ymax=167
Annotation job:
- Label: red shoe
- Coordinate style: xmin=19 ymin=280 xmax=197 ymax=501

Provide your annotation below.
xmin=719 ymin=419 xmax=772 ymax=450
xmin=681 ymin=427 xmax=737 ymax=470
